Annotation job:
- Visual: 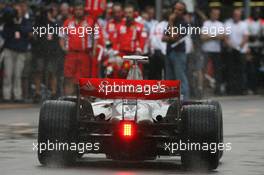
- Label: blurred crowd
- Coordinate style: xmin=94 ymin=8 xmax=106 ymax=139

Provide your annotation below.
xmin=0 ymin=0 xmax=264 ymax=103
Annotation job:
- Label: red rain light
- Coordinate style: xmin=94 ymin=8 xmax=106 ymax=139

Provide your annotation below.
xmin=119 ymin=121 xmax=136 ymax=139
xmin=123 ymin=123 xmax=132 ymax=136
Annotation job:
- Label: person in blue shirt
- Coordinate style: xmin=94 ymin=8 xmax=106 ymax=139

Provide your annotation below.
xmin=2 ymin=2 xmax=32 ymax=102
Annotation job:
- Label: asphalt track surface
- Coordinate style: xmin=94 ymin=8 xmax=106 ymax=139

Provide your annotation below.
xmin=0 ymin=95 xmax=264 ymax=175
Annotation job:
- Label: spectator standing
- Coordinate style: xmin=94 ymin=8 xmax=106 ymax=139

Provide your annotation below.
xmin=0 ymin=1 xmax=7 ymax=100
xmin=60 ymin=1 xmax=103 ymax=95
xmin=105 ymin=2 xmax=123 ymax=47
xmin=56 ymin=3 xmax=71 ymax=97
xmin=139 ymin=7 xmax=158 ymax=79
xmin=57 ymin=2 xmax=70 ymax=24
xmin=224 ymin=8 xmax=249 ymax=95
xmin=135 ymin=10 xmax=150 ymax=79
xmin=113 ymin=4 xmax=147 ymax=78
xmin=144 ymin=6 xmax=158 ymax=34
xmin=20 ymin=0 xmax=33 ymax=102
xmin=246 ymin=8 xmax=263 ymax=94
xmin=2 ymin=3 xmax=32 ymax=102
xmin=32 ymin=4 xmax=60 ymax=102
xmin=148 ymin=11 xmax=168 ymax=80
xmin=201 ymin=8 xmax=225 ymax=95
xmin=60 ymin=2 xmax=88 ymax=95
xmin=114 ymin=4 xmax=146 ymax=55
xmin=103 ymin=3 xmax=123 ymax=78
xmin=184 ymin=12 xmax=204 ymax=99
xmin=100 ymin=2 xmax=114 ymax=28
xmin=162 ymin=1 xmax=189 ymax=99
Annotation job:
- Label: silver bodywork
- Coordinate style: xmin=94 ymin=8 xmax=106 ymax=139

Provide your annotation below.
xmin=92 ymin=55 xmax=171 ymax=123
xmin=92 ymin=99 xmax=170 ymax=123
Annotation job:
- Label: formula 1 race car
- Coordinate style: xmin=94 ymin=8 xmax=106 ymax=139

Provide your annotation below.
xmin=38 ymin=55 xmax=223 ymax=170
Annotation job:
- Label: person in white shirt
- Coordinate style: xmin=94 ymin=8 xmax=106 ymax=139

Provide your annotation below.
xmin=185 ymin=12 xmax=204 ymax=99
xmin=201 ymin=8 xmax=225 ymax=95
xmin=148 ymin=11 xmax=168 ymax=80
xmin=245 ymin=8 xmax=262 ymax=94
xmin=224 ymin=8 xmax=249 ymax=95
xmin=145 ymin=6 xmax=159 ymax=34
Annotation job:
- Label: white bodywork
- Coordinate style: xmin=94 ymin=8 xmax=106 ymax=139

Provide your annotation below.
xmin=92 ymin=99 xmax=170 ymax=123
xmin=91 ymin=55 xmax=171 ymax=123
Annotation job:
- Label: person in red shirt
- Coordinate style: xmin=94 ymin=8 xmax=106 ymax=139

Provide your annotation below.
xmin=60 ymin=2 xmax=102 ymax=95
xmin=91 ymin=21 xmax=105 ymax=78
xmin=105 ymin=2 xmax=123 ymax=45
xmin=103 ymin=3 xmax=123 ymax=78
xmin=114 ymin=4 xmax=146 ymax=55
xmin=113 ymin=4 xmax=147 ymax=77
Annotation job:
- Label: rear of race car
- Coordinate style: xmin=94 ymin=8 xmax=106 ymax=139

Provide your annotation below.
xmin=78 ymin=78 xmax=182 ymax=160
xmin=37 ymin=78 xmax=223 ymax=170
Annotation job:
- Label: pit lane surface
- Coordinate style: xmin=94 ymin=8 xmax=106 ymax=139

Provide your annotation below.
xmin=0 ymin=95 xmax=264 ymax=175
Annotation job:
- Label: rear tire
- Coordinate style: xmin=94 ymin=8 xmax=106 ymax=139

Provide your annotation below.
xmin=199 ymin=100 xmax=223 ymax=159
xmin=165 ymin=100 xmax=180 ymax=122
xmin=38 ymin=100 xmax=78 ymax=166
xmin=58 ymin=96 xmax=94 ymax=120
xmin=181 ymin=104 xmax=221 ymax=170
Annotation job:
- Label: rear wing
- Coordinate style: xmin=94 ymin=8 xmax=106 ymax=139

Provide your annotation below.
xmin=79 ymin=78 xmax=180 ymax=100
xmin=123 ymin=55 xmax=148 ymax=61
xmin=123 ymin=55 xmax=149 ymax=64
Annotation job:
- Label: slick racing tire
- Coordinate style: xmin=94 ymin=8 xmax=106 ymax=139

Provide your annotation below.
xmin=181 ymin=104 xmax=221 ymax=170
xmin=38 ymin=100 xmax=78 ymax=166
xmin=199 ymin=100 xmax=223 ymax=159
xmin=165 ymin=99 xmax=180 ymax=122
xmin=59 ymin=96 xmax=94 ymax=120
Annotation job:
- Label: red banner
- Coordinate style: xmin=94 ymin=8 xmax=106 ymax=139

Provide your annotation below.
xmin=79 ymin=78 xmax=181 ymax=100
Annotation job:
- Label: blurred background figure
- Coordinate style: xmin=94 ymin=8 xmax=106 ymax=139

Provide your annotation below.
xmin=60 ymin=1 xmax=90 ymax=95
xmin=57 ymin=2 xmax=70 ymax=98
xmin=113 ymin=4 xmax=146 ymax=78
xmin=59 ymin=1 xmax=104 ymax=95
xmin=1 ymin=2 xmax=32 ymax=103
xmin=224 ymin=8 xmax=249 ymax=95
xmin=145 ymin=6 xmax=157 ymax=32
xmin=185 ymin=11 xmax=205 ymax=99
xmin=246 ymin=7 xmax=263 ymax=94
xmin=32 ymin=3 xmax=60 ymax=103
xmin=20 ymin=0 xmax=33 ymax=102
xmin=105 ymin=2 xmax=123 ymax=45
xmin=163 ymin=1 xmax=189 ymax=99
xmin=148 ymin=10 xmax=168 ymax=80
xmin=103 ymin=2 xmax=123 ymax=78
xmin=201 ymin=8 xmax=225 ymax=95
xmin=58 ymin=2 xmax=70 ymax=24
